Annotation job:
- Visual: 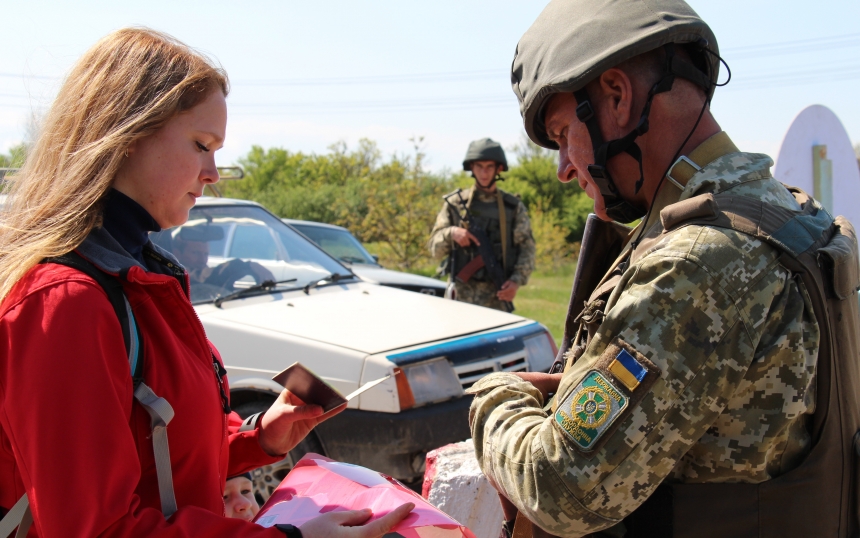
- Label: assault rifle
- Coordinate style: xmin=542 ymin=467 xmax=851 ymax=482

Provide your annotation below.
xmin=444 ymin=191 xmax=514 ymax=312
xmin=454 ymin=216 xmax=514 ymax=313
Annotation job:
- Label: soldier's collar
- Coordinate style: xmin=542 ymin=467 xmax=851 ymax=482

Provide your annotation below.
xmin=665 ymin=131 xmax=739 ymax=189
xmin=473 ymin=184 xmax=500 ymax=203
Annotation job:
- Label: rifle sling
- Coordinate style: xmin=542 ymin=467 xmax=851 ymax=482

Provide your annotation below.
xmin=497 ymin=190 xmax=508 ymax=274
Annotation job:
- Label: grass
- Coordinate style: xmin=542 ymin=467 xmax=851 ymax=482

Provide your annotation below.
xmin=515 ymin=263 xmax=576 ymax=347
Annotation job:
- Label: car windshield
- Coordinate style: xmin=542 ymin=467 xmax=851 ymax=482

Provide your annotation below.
xmin=291 ymin=224 xmax=377 ymax=265
xmin=150 ymin=204 xmax=351 ymax=304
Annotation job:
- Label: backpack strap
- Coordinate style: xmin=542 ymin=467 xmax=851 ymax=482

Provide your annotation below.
xmin=49 ymin=253 xmax=178 ymax=516
xmin=0 ymin=253 xmax=177 ymax=535
xmin=0 ymin=495 xmax=31 ymax=538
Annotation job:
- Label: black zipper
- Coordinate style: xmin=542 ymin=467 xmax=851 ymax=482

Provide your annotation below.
xmin=212 ymin=354 xmax=231 ymax=414
xmin=143 ymin=248 xmax=188 ymax=295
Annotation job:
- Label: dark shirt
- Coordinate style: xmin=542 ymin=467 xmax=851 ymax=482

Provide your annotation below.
xmin=102 ymin=189 xmax=160 ymax=266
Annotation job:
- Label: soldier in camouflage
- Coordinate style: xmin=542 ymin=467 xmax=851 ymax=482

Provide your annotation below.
xmin=467 ymin=1 xmax=857 ymax=537
xmin=428 ymin=138 xmax=535 ymax=311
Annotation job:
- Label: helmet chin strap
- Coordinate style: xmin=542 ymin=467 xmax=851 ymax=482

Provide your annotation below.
xmin=573 ymin=43 xmax=712 ymax=223
xmin=471 ymin=171 xmax=504 ymax=190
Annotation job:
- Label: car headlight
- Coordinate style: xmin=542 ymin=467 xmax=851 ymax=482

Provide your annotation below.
xmin=524 ymin=331 xmax=557 ymax=372
xmin=394 ymin=357 xmax=463 ymax=410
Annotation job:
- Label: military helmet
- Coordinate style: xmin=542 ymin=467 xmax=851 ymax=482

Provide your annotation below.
xmin=462 ymin=138 xmax=508 ymax=171
xmin=512 ymin=0 xmax=720 ymax=149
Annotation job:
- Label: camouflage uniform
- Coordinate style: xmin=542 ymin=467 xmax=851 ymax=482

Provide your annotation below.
xmin=428 ymin=185 xmax=536 ymax=311
xmin=468 ymin=134 xmax=821 ymax=537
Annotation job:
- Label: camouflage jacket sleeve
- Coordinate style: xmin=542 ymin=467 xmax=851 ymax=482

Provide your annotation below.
xmin=509 ymin=201 xmax=535 ymax=286
xmin=428 ymin=202 xmax=455 ymax=260
xmin=468 ymin=224 xmax=818 ymax=537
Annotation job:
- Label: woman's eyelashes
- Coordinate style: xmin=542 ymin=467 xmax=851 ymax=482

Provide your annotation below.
xmin=196 ymin=141 xmax=210 ymax=152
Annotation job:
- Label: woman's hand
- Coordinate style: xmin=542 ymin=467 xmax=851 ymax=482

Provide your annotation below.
xmin=258 ymin=389 xmax=346 ymax=456
xmin=299 ymin=503 xmax=415 ymax=538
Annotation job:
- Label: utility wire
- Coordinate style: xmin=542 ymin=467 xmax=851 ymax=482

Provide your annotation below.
xmin=723 ymin=32 xmax=860 ymax=59
xmin=1 ymin=33 xmax=859 ymax=87
xmin=1 ymin=32 xmax=859 ymax=106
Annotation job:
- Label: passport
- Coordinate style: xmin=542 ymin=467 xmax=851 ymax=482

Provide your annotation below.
xmin=272 ymin=362 xmax=390 ymax=413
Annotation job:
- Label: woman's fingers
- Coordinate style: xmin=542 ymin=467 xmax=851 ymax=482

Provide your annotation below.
xmin=299 ymin=509 xmax=372 ymax=538
xmin=298 ymin=503 xmax=416 ymax=538
xmin=328 ymin=508 xmax=374 ymax=526
xmin=289 ymin=403 xmax=325 ymax=420
xmin=352 ymin=503 xmax=415 ymax=537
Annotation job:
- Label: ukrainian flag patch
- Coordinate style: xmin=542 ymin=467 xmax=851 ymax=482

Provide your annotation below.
xmin=554 ymin=370 xmax=627 ymax=451
xmin=608 ymin=348 xmax=647 ymax=391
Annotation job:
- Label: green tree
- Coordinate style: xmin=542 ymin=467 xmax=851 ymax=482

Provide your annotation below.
xmin=0 ymin=143 xmax=27 ymax=168
xmin=346 ymin=138 xmax=452 ymax=270
xmin=220 ymin=141 xmax=375 ymax=226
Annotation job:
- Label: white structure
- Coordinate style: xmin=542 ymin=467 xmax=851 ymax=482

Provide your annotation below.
xmin=423 ymin=441 xmax=504 ymax=538
xmin=773 ymin=105 xmax=860 ymax=226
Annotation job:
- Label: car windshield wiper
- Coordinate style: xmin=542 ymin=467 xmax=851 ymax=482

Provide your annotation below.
xmin=303 ymin=273 xmax=353 ymax=294
xmin=214 ymin=278 xmax=298 ymax=308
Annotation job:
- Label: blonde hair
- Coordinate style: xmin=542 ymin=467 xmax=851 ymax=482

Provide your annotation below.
xmin=0 ymin=28 xmax=228 ymax=300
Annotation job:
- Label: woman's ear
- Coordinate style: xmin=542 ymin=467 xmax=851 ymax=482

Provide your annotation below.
xmin=596 ymin=68 xmax=635 ymax=131
xmin=125 ymin=139 xmax=139 ymax=157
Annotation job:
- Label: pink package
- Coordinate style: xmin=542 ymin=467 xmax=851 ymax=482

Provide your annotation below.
xmin=253 ymin=453 xmax=476 ymax=538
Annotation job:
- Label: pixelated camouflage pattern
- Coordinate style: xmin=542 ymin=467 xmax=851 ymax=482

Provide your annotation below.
xmin=428 ymin=185 xmax=535 ymax=311
xmin=468 ymin=151 xmax=820 ymax=537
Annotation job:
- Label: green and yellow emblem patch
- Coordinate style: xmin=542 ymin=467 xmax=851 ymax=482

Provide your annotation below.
xmin=555 ymin=370 xmax=627 ymax=451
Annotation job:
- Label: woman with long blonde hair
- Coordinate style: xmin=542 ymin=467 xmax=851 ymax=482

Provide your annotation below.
xmin=0 ymin=28 xmax=411 ymax=537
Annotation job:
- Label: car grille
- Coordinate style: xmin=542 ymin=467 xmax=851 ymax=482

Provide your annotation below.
xmin=453 ymin=351 xmax=529 ymax=390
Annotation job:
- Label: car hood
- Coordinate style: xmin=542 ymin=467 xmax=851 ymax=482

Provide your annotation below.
xmin=196 ymin=282 xmax=522 ymax=355
xmin=349 ymin=264 xmax=445 ymax=288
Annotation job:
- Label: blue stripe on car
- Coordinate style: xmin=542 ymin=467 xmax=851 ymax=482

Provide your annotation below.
xmin=386 ymin=322 xmax=544 ymax=366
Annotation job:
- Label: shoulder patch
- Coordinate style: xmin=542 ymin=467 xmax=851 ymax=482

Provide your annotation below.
xmin=555 ymin=370 xmax=627 ymax=451
xmin=553 ymin=338 xmax=660 ymax=455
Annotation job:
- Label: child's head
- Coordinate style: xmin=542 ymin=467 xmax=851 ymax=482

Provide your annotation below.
xmin=224 ymin=473 xmax=260 ymax=521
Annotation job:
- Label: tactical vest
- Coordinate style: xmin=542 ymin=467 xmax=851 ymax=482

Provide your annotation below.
xmin=448 ymin=190 xmax=520 ymax=282
xmin=554 ymin=188 xmax=860 ymax=538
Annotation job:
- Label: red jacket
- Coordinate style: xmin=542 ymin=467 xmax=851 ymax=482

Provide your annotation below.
xmin=0 ymin=253 xmax=285 ymax=537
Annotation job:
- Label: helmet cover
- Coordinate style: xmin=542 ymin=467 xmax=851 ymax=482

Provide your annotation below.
xmin=463 ymin=138 xmax=508 ymax=171
xmin=512 ymin=0 xmax=719 ymax=149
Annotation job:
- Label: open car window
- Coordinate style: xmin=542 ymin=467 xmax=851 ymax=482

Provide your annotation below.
xmin=151 ymin=204 xmax=350 ymax=304
xmin=292 ymin=224 xmax=377 ymax=265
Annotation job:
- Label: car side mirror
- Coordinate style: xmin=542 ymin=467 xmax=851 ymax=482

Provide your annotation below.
xmin=371 ymin=255 xmax=379 ymax=264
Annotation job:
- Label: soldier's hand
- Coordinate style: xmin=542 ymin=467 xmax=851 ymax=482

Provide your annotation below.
xmin=514 ymin=372 xmax=563 ymax=400
xmin=451 ymin=227 xmax=480 ymax=247
xmin=497 ymin=280 xmax=519 ymax=301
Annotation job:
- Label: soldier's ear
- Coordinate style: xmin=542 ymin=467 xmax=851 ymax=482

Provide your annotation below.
xmin=596 ymin=67 xmax=635 ymax=131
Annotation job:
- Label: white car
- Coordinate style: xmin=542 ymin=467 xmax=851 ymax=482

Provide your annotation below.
xmin=283 ymin=218 xmax=448 ymax=297
xmin=149 ymin=197 xmax=558 ymax=499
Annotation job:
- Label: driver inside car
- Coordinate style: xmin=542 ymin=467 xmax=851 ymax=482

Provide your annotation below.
xmin=172 ymin=226 xmax=275 ymax=289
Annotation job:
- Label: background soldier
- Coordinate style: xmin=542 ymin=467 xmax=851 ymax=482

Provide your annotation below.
xmin=429 ymin=138 xmax=535 ymax=312
xmin=468 ymin=1 xmax=860 ymax=537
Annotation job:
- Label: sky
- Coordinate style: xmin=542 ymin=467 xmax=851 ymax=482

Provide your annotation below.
xmin=2 ymin=0 xmax=859 ymax=173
